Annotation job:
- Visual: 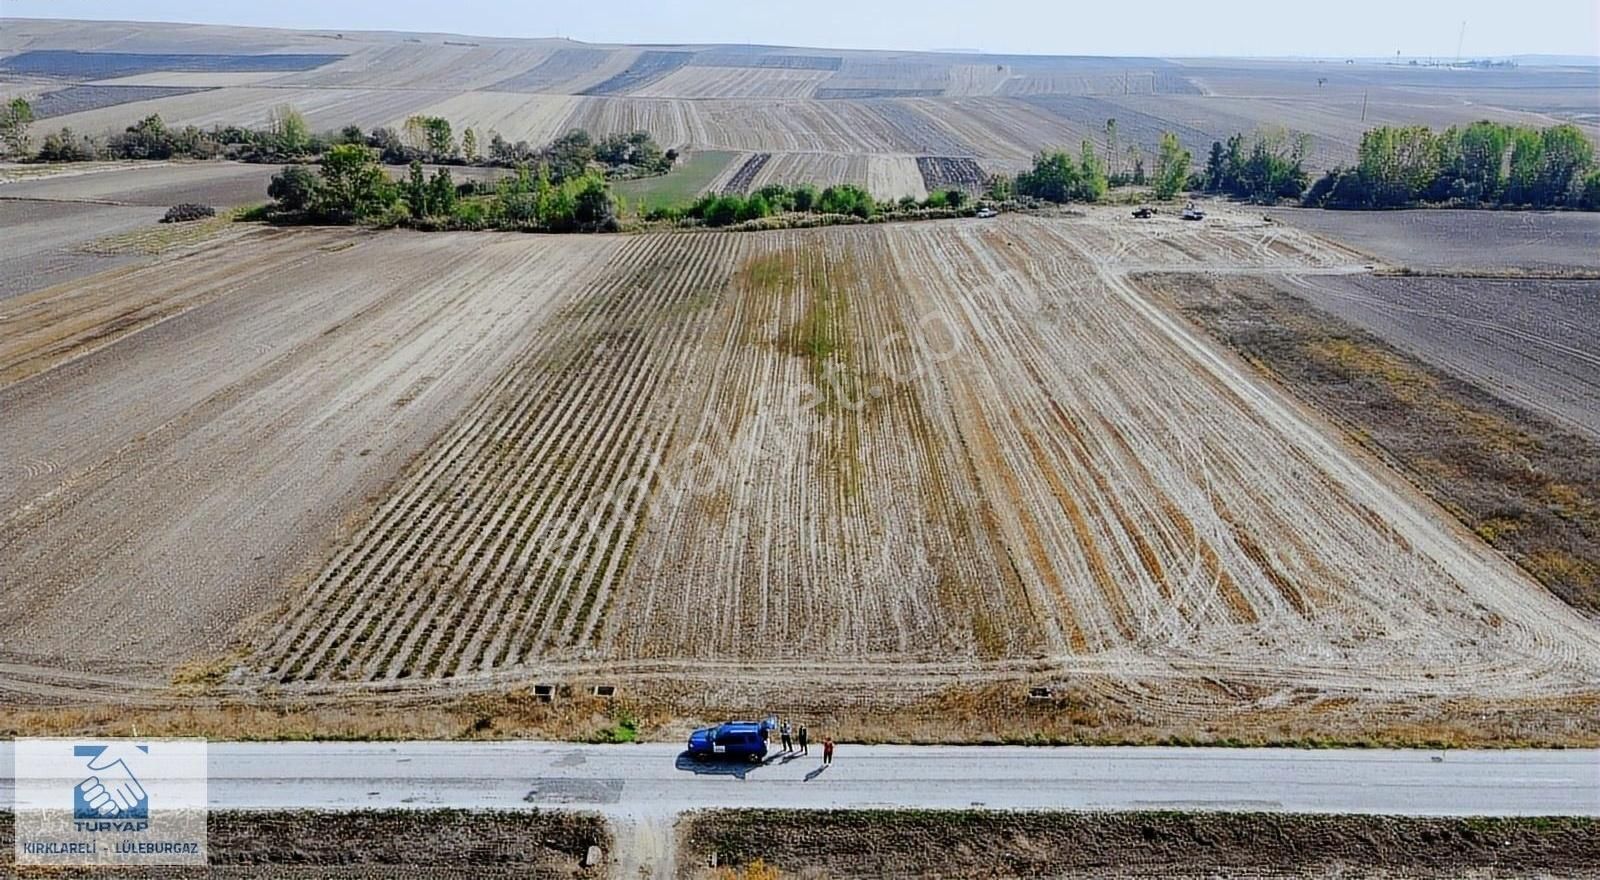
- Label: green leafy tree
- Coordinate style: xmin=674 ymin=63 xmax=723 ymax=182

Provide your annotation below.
xmin=1450 ymin=121 xmax=1513 ymax=201
xmin=426 ymin=167 xmax=457 ymax=216
xmin=1104 ymin=118 xmax=1119 ymax=178
xmin=1 ymin=97 xmax=34 ymax=158
xmin=317 ymin=144 xmax=396 ymax=222
xmin=36 ymin=127 xmax=97 ymax=162
xmin=461 ymin=127 xmax=479 ymax=163
xmin=1504 ymin=127 xmax=1544 ymax=205
xmin=1203 ymin=140 xmax=1226 ymax=191
xmin=1537 ymin=124 xmax=1594 ymax=206
xmin=405 ymin=160 xmax=428 ymax=218
xmin=1077 ymin=139 xmax=1108 ymax=201
xmin=545 ymin=129 xmax=596 ymax=182
xmin=1016 ymin=150 xmax=1081 ymax=203
xmin=1581 ymin=168 xmax=1600 ymax=211
xmin=269 ymin=104 xmax=310 ymax=158
xmin=1356 ymin=125 xmax=1446 ymax=206
xmin=111 ymin=114 xmax=172 ymax=159
xmin=424 ymin=117 xmax=454 ymax=159
xmin=790 ymin=184 xmax=818 ymax=212
xmin=267 ymin=164 xmax=322 ymax=214
xmin=1152 ymin=132 xmax=1191 ymax=199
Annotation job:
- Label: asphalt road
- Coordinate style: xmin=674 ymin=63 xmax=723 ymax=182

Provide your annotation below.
xmin=5 ymin=742 xmax=1597 ymax=816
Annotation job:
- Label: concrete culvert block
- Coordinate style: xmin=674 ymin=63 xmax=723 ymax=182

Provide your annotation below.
xmin=533 ymin=684 xmax=554 ymax=702
xmin=1028 ymin=685 xmax=1052 ymax=699
xmin=582 ymin=845 xmax=603 ymax=868
xmin=592 ymin=684 xmax=616 ymax=697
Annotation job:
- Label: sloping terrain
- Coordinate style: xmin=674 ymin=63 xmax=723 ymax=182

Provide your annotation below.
xmin=7 ymin=18 xmax=1595 ymax=187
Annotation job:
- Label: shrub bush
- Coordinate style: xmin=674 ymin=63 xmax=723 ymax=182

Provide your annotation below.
xmin=160 ymin=203 xmax=216 ymax=223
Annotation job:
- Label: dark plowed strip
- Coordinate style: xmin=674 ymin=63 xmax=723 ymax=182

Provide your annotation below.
xmin=722 ymin=153 xmax=772 ymax=194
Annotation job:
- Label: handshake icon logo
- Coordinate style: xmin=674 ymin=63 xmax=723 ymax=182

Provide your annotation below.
xmin=72 ymin=744 xmax=150 ymax=821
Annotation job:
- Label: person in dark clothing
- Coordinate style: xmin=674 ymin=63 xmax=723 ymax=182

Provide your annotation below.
xmin=780 ymin=720 xmax=793 ymax=752
xmin=797 ymin=725 xmax=809 ymax=755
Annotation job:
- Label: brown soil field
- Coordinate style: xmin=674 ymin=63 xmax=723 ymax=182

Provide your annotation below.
xmin=1275 ymin=274 xmax=1600 ymax=439
xmin=4 ymin=200 xmax=1599 ymax=745
xmin=678 ymin=810 xmax=1600 ymax=879
xmin=1150 ymin=270 xmax=1600 ymax=617
xmin=1265 ymin=208 xmax=1600 ymax=273
xmin=0 ymin=809 xmax=608 ymax=878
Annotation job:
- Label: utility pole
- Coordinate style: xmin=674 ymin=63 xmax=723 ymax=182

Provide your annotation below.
xmin=1455 ymin=21 xmax=1466 ymax=66
xmin=1360 ymin=90 xmax=1368 ymax=123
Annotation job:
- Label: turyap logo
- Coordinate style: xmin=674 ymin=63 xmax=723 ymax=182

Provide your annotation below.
xmin=14 ymin=738 xmax=207 ymax=866
xmin=73 ymin=744 xmax=150 ymax=822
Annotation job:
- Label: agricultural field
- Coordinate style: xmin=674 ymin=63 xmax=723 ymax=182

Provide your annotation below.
xmin=612 ymin=149 xmax=739 ymax=212
xmin=0 ymin=227 xmax=619 ymax=679
xmin=1273 ymin=274 xmax=1600 ymax=439
xmin=632 ymin=65 xmax=836 ymax=99
xmin=6 ymin=18 xmax=1594 ymax=178
xmin=1 ymin=159 xmax=277 ymax=206
xmin=3 ymin=18 xmax=1600 ymax=747
xmin=223 ymin=211 xmax=1599 ymax=734
xmin=27 ymin=83 xmax=211 ymax=118
xmin=0 ymin=168 xmax=1593 ymax=742
xmin=916 ymin=156 xmax=988 ymax=192
xmin=703 ymin=151 xmax=926 ymax=207
xmin=0 ymin=197 xmax=153 ymax=300
xmin=0 ymin=160 xmax=281 ymax=298
xmin=1263 ymin=208 xmax=1600 ymax=273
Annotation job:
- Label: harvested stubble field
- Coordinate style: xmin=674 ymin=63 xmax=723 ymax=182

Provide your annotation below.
xmin=0 ymin=227 xmax=620 ymax=680
xmin=2 ymin=161 xmax=1598 ymax=744
xmin=7 ymin=18 xmax=1595 ymax=180
xmin=219 ymin=210 xmax=1600 ymax=741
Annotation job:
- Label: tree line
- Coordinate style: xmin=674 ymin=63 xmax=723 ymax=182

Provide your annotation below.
xmin=998 ymin=131 xmax=1192 ymax=204
xmin=1304 ymin=122 xmax=1598 ymax=210
xmin=265 ymin=144 xmax=622 ymax=232
xmin=263 ymin=143 xmax=987 ymax=233
xmin=2 ymin=98 xmax=676 ymax=181
xmin=666 ymin=183 xmax=972 ymax=227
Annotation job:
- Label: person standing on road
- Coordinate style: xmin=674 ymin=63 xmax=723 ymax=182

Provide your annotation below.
xmin=798 ymin=725 xmax=809 ymax=755
xmin=822 ymin=736 xmax=834 ymax=765
xmin=780 ymin=720 xmax=793 ymax=752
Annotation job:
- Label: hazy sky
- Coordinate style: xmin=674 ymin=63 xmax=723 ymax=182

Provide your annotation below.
xmin=6 ymin=0 xmax=1598 ymax=58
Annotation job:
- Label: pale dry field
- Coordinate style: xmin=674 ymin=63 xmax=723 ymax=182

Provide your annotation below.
xmin=12 ymin=17 xmax=1593 ymax=189
xmin=0 ymin=207 xmax=1594 ymax=739
xmin=242 ymin=212 xmax=1600 ymax=719
xmin=0 ymin=227 xmax=618 ymax=683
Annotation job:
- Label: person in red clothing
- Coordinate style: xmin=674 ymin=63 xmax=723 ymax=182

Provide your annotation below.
xmin=822 ymin=736 xmax=835 ymax=765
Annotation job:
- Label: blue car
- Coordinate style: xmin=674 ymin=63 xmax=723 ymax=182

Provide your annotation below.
xmin=686 ymin=719 xmax=774 ymax=762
